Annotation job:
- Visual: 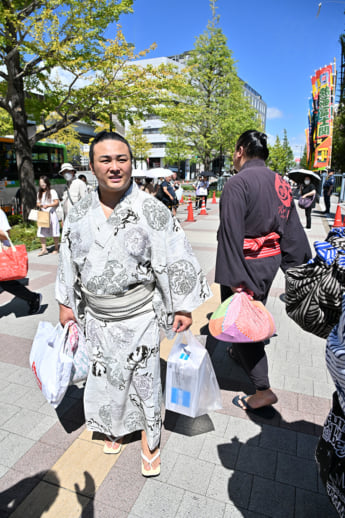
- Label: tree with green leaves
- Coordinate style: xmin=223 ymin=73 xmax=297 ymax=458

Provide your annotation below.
xmin=163 ymin=121 xmax=193 ymax=174
xmin=126 ymin=122 xmax=151 ymax=169
xmin=0 ymin=108 xmax=13 ymax=135
xmin=267 ymin=130 xmax=295 ymax=174
xmin=0 ymin=0 xmax=181 ymax=217
xmin=161 ymin=0 xmax=257 ymax=172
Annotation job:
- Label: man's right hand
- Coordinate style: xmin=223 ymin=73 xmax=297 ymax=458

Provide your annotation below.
xmin=59 ymin=304 xmax=76 ymax=326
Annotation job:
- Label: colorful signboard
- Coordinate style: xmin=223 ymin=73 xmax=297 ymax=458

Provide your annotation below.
xmin=307 ymin=61 xmax=336 ymax=170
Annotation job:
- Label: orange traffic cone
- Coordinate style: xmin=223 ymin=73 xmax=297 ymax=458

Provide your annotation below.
xmin=333 ymin=204 xmax=343 ymax=227
xmin=180 ymin=194 xmax=184 ymax=204
xmin=212 ymin=191 xmax=217 ymax=204
xmin=185 ymin=200 xmax=196 ymax=222
xmin=11 ymin=206 xmax=14 ymax=215
xmin=199 ymin=198 xmax=208 ymax=215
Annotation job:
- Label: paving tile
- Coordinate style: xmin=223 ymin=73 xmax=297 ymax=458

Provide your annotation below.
xmin=280 ymin=408 xmax=316 ymax=435
xmin=0 ymin=402 xmax=20 ymax=426
xmin=207 ymin=465 xmax=253 ymax=507
xmin=130 ymin=480 xmax=184 ymax=518
xmin=235 ymin=444 xmax=277 ymax=480
xmin=39 ymin=419 xmax=85 ymax=449
xmin=9 ymin=479 xmax=89 ymax=518
xmin=0 ymin=384 xmax=28 ymax=404
xmin=271 ymin=359 xmax=300 ymax=378
xmin=313 ymin=381 xmax=334 ymax=400
xmin=248 ymin=476 xmax=295 ymax=518
xmin=199 ymin=436 xmax=240 ymax=469
xmin=0 ymin=429 xmax=9 ymax=442
xmin=0 ymin=362 xmax=20 ymax=380
xmin=44 ymin=438 xmax=117 ymax=497
xmin=299 ymin=365 xmax=328 ymax=383
xmin=284 ymin=376 xmax=314 ymax=396
xmin=8 ymin=367 xmax=37 ymax=388
xmin=259 ymin=424 xmax=297 ymax=455
xmin=11 ymin=385 xmax=48 ymax=411
xmin=0 ymin=433 xmax=34 ymax=468
xmin=295 ymin=488 xmax=339 ymax=518
xmin=0 ymin=468 xmax=42 ymax=514
xmin=276 ymin=452 xmax=318 ymax=491
xmin=1 ymin=408 xmax=56 ymax=440
xmin=224 ymin=504 xmax=267 ymax=517
xmin=95 ymin=464 xmax=145 ymax=512
xmin=274 ymin=389 xmax=298 ymax=411
xmin=164 ymin=430 xmax=206 ymax=458
xmin=297 ymin=394 xmax=332 ymax=416
xmin=12 ymin=440 xmax=65 ymax=477
xmin=82 ymin=500 xmax=128 ymax=518
xmin=225 ymin=416 xmax=261 ymax=444
xmin=0 ymin=464 xmax=9 ymax=478
xmin=286 ymin=350 xmax=312 ymax=366
xmin=296 ymin=432 xmax=319 ymax=460
xmin=167 ymin=455 xmax=214 ymax=494
xmin=176 ymin=491 xmax=225 ymax=518
xmin=206 ymin=411 xmax=231 ymax=437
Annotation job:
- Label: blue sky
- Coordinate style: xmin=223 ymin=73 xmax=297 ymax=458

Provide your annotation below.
xmin=113 ymin=0 xmax=344 ymax=159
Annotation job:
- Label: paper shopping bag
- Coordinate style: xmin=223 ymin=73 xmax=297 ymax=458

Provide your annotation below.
xmin=165 ymin=330 xmax=222 ymax=418
xmin=37 ymin=210 xmax=50 ymax=228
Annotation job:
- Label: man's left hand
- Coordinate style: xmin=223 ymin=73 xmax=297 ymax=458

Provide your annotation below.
xmin=173 ymin=311 xmax=192 ymax=333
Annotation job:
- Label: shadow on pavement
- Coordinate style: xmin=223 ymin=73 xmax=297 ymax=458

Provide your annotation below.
xmin=216 ymin=410 xmax=338 ymax=518
xmin=0 ymin=471 xmax=60 ymax=518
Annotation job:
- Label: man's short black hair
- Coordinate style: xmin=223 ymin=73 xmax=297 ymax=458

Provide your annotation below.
xmin=89 ymin=131 xmax=133 ymax=166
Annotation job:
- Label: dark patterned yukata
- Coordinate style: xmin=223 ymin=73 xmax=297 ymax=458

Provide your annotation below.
xmin=56 ymin=181 xmax=211 ymax=450
xmin=215 ymin=159 xmax=311 ymax=390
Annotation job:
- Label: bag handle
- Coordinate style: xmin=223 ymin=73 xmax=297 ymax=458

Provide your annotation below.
xmin=0 ymin=231 xmax=16 ymax=253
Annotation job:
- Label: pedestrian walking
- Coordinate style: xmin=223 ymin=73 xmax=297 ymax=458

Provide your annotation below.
xmin=60 ymin=163 xmax=88 ymax=218
xmin=299 ymin=176 xmax=317 ymax=230
xmin=0 ymin=208 xmax=42 ymax=314
xmin=56 ymin=130 xmax=211 ymax=477
xmin=193 ymin=175 xmax=209 ymax=209
xmin=161 ymin=174 xmax=178 ymax=216
xmin=322 ymin=169 xmax=335 ymax=214
xmin=36 ymin=176 xmax=60 ymax=256
xmin=78 ymin=174 xmax=94 ymax=194
xmin=215 ymin=130 xmax=311 ymax=414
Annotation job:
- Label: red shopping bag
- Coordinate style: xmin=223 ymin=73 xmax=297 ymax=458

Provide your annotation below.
xmin=0 ymin=236 xmax=28 ymax=281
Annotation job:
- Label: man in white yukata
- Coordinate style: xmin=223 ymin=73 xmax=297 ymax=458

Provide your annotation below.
xmin=56 ymin=131 xmax=211 ymax=477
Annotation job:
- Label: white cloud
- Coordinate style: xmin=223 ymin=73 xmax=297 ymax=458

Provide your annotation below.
xmin=267 ymin=107 xmax=283 ymax=120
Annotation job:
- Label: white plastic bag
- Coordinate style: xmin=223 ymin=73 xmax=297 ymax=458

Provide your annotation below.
xmin=64 ymin=321 xmax=89 ymax=384
xmin=165 ymin=330 xmax=222 ymax=417
xmin=29 ymin=321 xmax=73 ymax=408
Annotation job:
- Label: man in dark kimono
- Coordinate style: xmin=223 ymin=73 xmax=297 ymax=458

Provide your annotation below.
xmin=215 ymin=130 xmax=311 ymax=414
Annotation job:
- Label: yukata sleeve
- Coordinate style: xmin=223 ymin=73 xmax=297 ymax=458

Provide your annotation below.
xmin=215 ymin=179 xmax=258 ymax=293
xmin=280 ymin=202 xmax=312 ymax=271
xmin=151 ymin=211 xmax=212 ymax=315
xmin=55 ymin=216 xmax=78 ymax=308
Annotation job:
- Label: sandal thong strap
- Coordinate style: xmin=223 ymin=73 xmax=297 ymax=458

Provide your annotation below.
xmin=141 ymin=449 xmax=160 ymax=467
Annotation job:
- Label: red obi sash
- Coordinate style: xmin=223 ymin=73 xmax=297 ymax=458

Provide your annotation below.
xmin=243 ymin=232 xmax=281 ymax=259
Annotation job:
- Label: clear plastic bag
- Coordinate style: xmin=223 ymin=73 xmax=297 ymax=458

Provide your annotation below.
xmin=165 ymin=330 xmax=222 ymax=417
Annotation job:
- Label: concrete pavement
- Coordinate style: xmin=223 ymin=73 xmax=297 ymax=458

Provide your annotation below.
xmin=0 ymin=192 xmax=341 ymax=517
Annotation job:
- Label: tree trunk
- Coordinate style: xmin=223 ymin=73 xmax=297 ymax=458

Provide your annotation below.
xmin=7 ymin=50 xmax=36 ymax=220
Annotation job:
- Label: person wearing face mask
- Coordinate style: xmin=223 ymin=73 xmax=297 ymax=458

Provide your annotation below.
xmin=60 ymin=163 xmax=88 ymax=218
xmin=300 ymin=175 xmax=317 ymax=231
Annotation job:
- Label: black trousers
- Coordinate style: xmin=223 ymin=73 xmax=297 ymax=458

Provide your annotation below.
xmin=305 ymin=206 xmax=312 ymax=229
xmin=221 ymin=284 xmax=270 ymax=391
xmin=0 ymin=280 xmax=36 ymax=304
xmin=323 ymin=193 xmax=331 ymax=213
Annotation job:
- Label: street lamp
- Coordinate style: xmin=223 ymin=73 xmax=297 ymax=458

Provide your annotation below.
xmin=317 ymin=1 xmax=345 ymax=17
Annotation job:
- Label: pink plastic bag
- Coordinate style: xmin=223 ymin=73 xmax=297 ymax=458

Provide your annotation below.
xmin=209 ymin=291 xmax=276 ymax=343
